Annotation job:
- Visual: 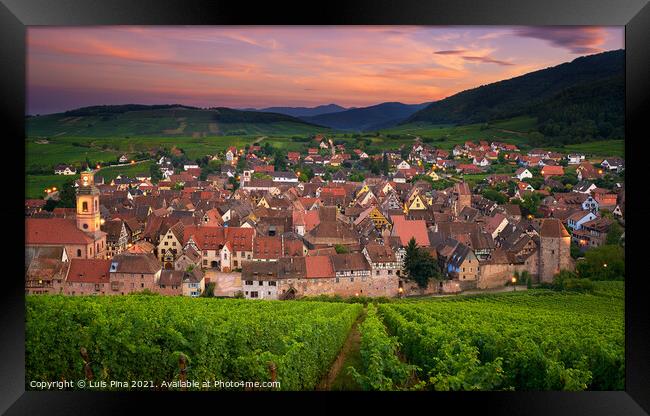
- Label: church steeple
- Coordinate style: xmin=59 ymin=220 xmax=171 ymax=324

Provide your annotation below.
xmin=76 ymin=169 xmax=101 ymax=233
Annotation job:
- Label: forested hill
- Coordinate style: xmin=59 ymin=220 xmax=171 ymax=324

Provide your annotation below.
xmin=27 ymin=105 xmax=329 ymax=137
xmin=300 ymin=101 xmax=431 ymax=131
xmin=406 ymin=50 xmax=624 ymax=145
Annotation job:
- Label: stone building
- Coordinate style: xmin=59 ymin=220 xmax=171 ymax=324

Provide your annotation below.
xmin=108 ymin=253 xmax=162 ymax=295
xmin=538 ymin=218 xmax=574 ymax=283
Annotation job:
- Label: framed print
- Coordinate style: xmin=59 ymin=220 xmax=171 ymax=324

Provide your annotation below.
xmin=2 ymin=0 xmax=649 ymax=414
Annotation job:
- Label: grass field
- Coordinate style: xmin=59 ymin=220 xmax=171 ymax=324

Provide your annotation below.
xmin=98 ymin=160 xmax=155 ymax=182
xmin=553 ymin=140 xmax=625 ymax=158
xmin=25 ymin=174 xmax=79 ymax=200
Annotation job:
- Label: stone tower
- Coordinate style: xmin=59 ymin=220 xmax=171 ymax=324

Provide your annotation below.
xmin=76 ymin=168 xmax=101 ymax=233
xmin=452 ymin=182 xmax=472 ymax=218
xmin=538 ymin=218 xmax=574 ymax=283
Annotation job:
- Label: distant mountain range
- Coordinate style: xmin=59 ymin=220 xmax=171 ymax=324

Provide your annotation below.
xmin=26 ymin=104 xmax=329 ymax=137
xmin=299 ymin=101 xmax=431 ymax=131
xmin=244 ymin=104 xmax=347 ymax=118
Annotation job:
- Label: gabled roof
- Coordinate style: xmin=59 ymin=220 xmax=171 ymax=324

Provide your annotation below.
xmin=110 ymin=253 xmax=161 ymax=274
xmin=67 ymin=258 xmax=112 ymax=283
xmin=26 ymin=218 xmax=97 ymax=245
xmin=539 ymin=218 xmax=570 ymax=238
xmin=304 ymin=255 xmax=335 ymax=279
xmin=391 ymin=215 xmax=430 ymax=247
xmin=330 ymin=253 xmax=370 ymax=272
xmin=364 ymin=243 xmax=396 ymax=263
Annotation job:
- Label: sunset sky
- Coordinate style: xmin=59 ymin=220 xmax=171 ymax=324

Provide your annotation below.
xmin=27 ymin=26 xmax=624 ymax=115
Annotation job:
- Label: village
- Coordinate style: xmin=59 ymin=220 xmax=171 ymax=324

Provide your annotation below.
xmin=25 ymin=135 xmax=625 ymax=300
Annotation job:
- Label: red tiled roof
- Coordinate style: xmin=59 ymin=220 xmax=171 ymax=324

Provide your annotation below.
xmin=253 ymin=236 xmax=283 ymax=259
xmin=391 ymin=215 xmax=430 ymax=247
xmin=66 ymin=258 xmax=112 ymax=283
xmin=183 ymin=226 xmax=254 ymax=251
xmin=26 ymin=218 xmax=96 ymax=245
xmin=305 ymin=255 xmax=335 ymax=279
xmin=541 ymin=165 xmax=564 ymax=176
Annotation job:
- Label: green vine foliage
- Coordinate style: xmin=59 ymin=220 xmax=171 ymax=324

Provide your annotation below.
xmin=348 ymin=304 xmax=417 ymax=390
xmin=379 ymin=282 xmax=623 ymax=391
xmin=26 ymin=295 xmax=362 ymax=391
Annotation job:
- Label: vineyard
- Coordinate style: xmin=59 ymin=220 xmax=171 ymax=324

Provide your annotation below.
xmin=26 ymin=295 xmax=362 ymax=390
xmin=377 ymin=282 xmax=624 ymax=391
xmin=26 ymin=282 xmax=624 ymax=391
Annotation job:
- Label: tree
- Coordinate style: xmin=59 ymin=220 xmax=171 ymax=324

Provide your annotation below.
xmin=605 ymin=222 xmax=624 ymax=245
xmin=200 ymin=282 xmax=215 ymax=298
xmin=43 ymin=198 xmax=58 ymax=212
xmin=570 ymin=242 xmax=582 ymax=259
xmin=334 ymin=244 xmax=349 ymax=254
xmin=382 ymin=153 xmax=390 ymax=175
xmin=149 ymin=163 xmax=163 ymax=184
xmin=404 ymin=238 xmax=440 ymax=288
xmin=576 ymin=244 xmax=624 ymax=280
xmin=273 ymin=150 xmax=287 ymax=172
xmin=236 ymin=156 xmax=247 ymax=172
xmin=57 ymin=180 xmax=76 ymax=208
xmin=481 ymin=189 xmax=508 ymax=205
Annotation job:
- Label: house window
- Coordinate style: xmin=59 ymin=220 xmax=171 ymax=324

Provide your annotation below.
xmin=376 ymin=270 xmax=380 ymax=275
xmin=350 ymin=277 xmax=354 ymax=282
xmin=77 ymin=249 xmax=82 ymax=257
xmin=141 ymin=283 xmax=144 ymax=288
xmin=245 ymin=280 xmax=253 ymax=285
xmin=259 ymin=281 xmax=264 ymax=286
xmin=269 ymin=281 xmax=276 ymax=286
xmin=82 ymin=201 xmax=88 ymax=212
xmin=551 ymin=250 xmax=555 ymax=254
xmin=336 ymin=277 xmax=340 ymax=283
xmin=250 ymin=291 xmax=259 ymax=298
xmin=268 ymin=291 xmax=271 ymax=295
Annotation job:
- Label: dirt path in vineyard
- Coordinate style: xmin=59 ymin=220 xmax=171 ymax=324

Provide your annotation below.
xmin=315 ymin=308 xmax=366 ymax=391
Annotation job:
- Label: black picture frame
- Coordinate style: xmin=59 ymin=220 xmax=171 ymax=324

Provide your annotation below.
xmin=3 ymin=0 xmax=649 ymax=414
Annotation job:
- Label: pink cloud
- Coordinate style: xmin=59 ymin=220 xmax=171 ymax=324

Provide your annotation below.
xmin=513 ymin=26 xmax=607 ymax=54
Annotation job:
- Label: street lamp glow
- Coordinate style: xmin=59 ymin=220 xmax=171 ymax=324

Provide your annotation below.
xmin=603 ymin=263 xmax=608 ymax=268
xmin=51 ymin=187 xmax=57 ymax=191
xmin=511 ymin=277 xmax=517 ymax=284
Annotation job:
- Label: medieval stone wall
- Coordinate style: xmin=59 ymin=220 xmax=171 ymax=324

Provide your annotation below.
xmin=281 ymin=274 xmax=399 ymax=298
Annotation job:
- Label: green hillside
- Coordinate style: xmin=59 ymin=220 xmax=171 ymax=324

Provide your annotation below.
xmin=407 ymin=50 xmax=624 ymax=146
xmin=27 ymin=105 xmax=329 ymax=138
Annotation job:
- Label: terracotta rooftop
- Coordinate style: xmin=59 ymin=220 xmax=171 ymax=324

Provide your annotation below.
xmin=26 ymin=218 xmax=97 ymax=245
xmin=67 ymin=258 xmax=112 ymax=283
xmin=539 ymin=218 xmax=570 ymax=238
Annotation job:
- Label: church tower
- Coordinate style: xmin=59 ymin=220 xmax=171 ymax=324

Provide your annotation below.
xmin=76 ymin=168 xmax=101 ymax=233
